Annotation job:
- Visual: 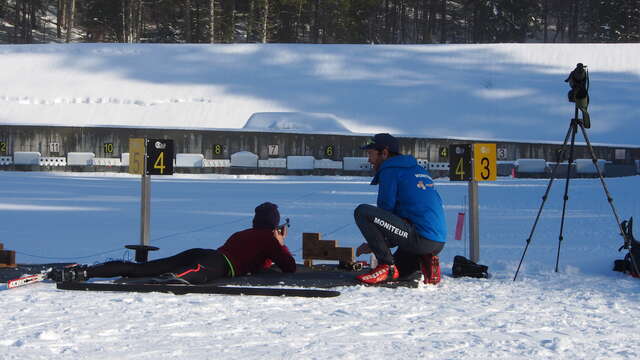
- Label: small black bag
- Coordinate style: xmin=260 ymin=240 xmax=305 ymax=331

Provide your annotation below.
xmin=614 ymin=218 xmax=640 ymax=277
xmin=452 ymin=255 xmax=489 ymax=279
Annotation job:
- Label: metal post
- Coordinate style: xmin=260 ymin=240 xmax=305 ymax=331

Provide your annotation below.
xmin=468 ymin=180 xmax=480 ymax=263
xmin=140 ymin=172 xmax=150 ymax=246
xmin=126 ymin=138 xmax=158 ymax=263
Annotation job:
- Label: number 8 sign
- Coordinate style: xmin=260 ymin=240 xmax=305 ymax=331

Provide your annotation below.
xmin=473 ymin=143 xmax=496 ymax=181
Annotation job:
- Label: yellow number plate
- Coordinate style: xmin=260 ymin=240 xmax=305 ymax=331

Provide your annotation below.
xmin=128 ymin=138 xmax=145 ymax=175
xmin=473 ymin=143 xmax=497 ymax=181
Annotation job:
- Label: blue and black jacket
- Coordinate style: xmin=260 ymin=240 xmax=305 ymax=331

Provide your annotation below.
xmin=371 ymin=155 xmax=447 ymax=243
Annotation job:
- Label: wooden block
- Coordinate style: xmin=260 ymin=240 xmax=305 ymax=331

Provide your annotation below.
xmin=303 ymin=259 xmax=313 ymax=267
xmin=0 ymin=249 xmax=16 ymax=267
xmin=302 ymin=233 xmax=320 ymax=242
xmin=304 ymin=237 xmax=334 ymax=257
xmin=306 ymin=240 xmax=338 ymax=253
xmin=307 ymin=248 xmax=353 ymax=262
xmin=302 ymin=232 xmax=354 ymax=263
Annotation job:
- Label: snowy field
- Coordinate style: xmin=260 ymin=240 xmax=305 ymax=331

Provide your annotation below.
xmin=1 ymin=43 xmax=640 ymax=145
xmin=1 ymin=171 xmax=640 ymax=359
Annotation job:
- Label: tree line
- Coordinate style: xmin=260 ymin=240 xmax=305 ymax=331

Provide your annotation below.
xmin=2 ymin=0 xmax=639 ymax=44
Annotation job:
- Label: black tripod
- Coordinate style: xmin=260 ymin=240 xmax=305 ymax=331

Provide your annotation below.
xmin=513 ymin=106 xmax=630 ymax=281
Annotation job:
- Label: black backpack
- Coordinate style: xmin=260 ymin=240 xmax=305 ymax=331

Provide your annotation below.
xmin=452 ymin=256 xmax=489 ymax=279
xmin=614 ymin=218 xmax=640 ymax=277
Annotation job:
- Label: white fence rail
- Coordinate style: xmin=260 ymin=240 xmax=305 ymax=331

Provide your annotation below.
xmin=67 ymin=152 xmax=95 ymax=166
xmin=93 ymin=158 xmax=122 ymax=166
xmin=40 ymin=157 xmax=67 ymax=166
xmin=0 ymin=156 xmax=13 ymax=166
xmin=314 ymin=159 xmax=342 ymax=169
xmin=343 ymin=157 xmax=371 ymax=171
xmin=203 ymin=159 xmax=231 ymax=168
xmin=258 ymin=158 xmax=287 ymax=168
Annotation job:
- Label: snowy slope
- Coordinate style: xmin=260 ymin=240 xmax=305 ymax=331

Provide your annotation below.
xmin=1 ymin=171 xmax=640 ymax=358
xmin=1 ymin=43 xmax=639 ymax=145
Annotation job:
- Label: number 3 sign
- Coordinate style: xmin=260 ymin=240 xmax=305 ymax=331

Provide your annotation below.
xmin=472 ymin=143 xmax=496 ymax=181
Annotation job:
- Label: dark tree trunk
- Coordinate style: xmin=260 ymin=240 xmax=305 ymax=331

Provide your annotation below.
xmin=543 ymin=0 xmax=548 ymax=42
xmin=185 ymin=0 xmax=192 ymax=43
xmin=440 ymin=0 xmax=446 ymax=43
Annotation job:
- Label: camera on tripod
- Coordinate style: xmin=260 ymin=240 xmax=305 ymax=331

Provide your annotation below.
xmin=565 ymin=63 xmax=588 ymax=103
xmin=564 ymin=63 xmax=591 ymax=128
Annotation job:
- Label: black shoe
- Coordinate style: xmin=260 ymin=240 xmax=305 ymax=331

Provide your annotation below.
xmin=452 ymin=256 xmax=489 ymax=279
xmin=397 ymin=270 xmax=422 ymax=282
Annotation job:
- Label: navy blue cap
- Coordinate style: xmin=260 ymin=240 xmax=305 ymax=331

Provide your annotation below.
xmin=360 ymin=133 xmax=400 ymax=153
xmin=253 ymin=202 xmax=280 ymax=229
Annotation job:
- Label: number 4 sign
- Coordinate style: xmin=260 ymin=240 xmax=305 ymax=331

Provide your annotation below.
xmin=146 ymin=139 xmax=174 ymax=176
xmin=448 ymin=144 xmax=472 ymax=181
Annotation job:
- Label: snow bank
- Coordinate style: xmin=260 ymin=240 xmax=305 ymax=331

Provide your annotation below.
xmin=1 ymin=43 xmax=639 ymax=145
xmin=244 ymin=112 xmax=351 ymax=133
xmin=1 ymin=172 xmax=640 ymax=359
xmin=230 ymin=151 xmax=258 ymax=167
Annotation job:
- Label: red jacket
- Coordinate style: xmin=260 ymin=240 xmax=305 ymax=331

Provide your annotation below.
xmin=217 ymin=228 xmax=297 ymax=276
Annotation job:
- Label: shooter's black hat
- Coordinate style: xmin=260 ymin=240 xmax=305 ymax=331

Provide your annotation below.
xmin=253 ymin=202 xmax=280 ymax=229
xmin=360 ymin=133 xmax=400 ymax=153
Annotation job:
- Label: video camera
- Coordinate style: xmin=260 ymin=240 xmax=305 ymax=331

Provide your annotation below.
xmin=565 ymin=63 xmax=589 ymax=103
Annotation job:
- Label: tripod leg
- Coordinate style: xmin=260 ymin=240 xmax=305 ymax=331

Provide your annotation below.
xmin=555 ymin=119 xmax=578 ymax=272
xmin=514 ymin=123 xmax=574 ymax=281
xmin=577 ymin=122 xmax=628 ymax=247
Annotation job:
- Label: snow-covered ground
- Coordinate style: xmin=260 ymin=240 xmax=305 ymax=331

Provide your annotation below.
xmin=2 ymin=41 xmax=639 ymax=358
xmin=1 ymin=171 xmax=639 ymax=359
xmin=1 ymin=43 xmax=639 ymax=145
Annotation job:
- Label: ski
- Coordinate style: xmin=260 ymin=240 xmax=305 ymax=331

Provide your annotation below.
xmin=6 ymin=272 xmax=49 ymax=289
xmin=56 ymin=281 xmax=341 ymax=298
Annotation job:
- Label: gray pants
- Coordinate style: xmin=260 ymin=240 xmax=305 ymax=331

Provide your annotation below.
xmin=354 ymin=204 xmax=444 ymax=266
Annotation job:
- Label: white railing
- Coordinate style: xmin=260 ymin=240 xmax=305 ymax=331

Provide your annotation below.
xmin=0 ymin=156 xmax=13 ymax=166
xmin=40 ymin=157 xmax=67 ymax=166
xmin=67 ymin=152 xmax=95 ymax=166
xmin=203 ymin=159 xmax=231 ymax=168
xmin=93 ymin=158 xmax=122 ymax=166
xmin=258 ymin=158 xmax=287 ymax=168
xmin=314 ymin=159 xmax=342 ymax=169
xmin=343 ymin=157 xmax=371 ymax=171
xmin=428 ymin=162 xmax=449 ymax=170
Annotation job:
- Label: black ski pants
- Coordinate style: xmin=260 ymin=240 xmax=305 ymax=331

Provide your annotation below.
xmin=354 ymin=204 xmax=444 ymax=271
xmin=86 ymin=248 xmax=229 ymax=284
